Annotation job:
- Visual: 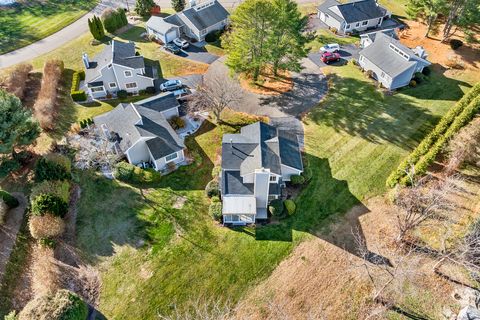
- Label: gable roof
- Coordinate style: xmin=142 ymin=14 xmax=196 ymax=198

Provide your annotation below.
xmin=318 ymin=0 xmax=387 ymax=24
xmin=221 ymin=122 xmax=302 ymax=177
xmin=181 ymin=0 xmax=229 ymax=31
xmin=360 ymin=28 xmax=398 ymax=42
xmin=93 ymin=94 xmax=184 ymax=160
xmin=146 ymin=15 xmax=180 ymax=34
xmin=135 ymin=92 xmax=180 ymax=113
xmin=359 ymin=33 xmax=430 ymax=78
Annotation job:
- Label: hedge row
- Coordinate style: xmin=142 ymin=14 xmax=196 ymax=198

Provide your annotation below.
xmin=71 ymin=71 xmax=87 ymax=102
xmin=387 ymin=83 xmax=480 ymax=187
xmin=114 ymin=161 xmax=161 ymax=185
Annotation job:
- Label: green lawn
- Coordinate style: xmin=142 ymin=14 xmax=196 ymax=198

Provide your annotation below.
xmin=0 ymin=0 xmax=98 ymax=55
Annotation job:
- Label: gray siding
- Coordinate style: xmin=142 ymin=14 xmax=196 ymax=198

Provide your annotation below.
xmin=281 ymin=164 xmax=302 ymax=181
xmin=161 ymin=107 xmax=179 ymax=120
xmin=153 ymin=150 xmax=185 ymax=170
xmin=112 ymin=64 xmax=154 ymax=93
xmin=126 ymin=139 xmax=151 ymax=165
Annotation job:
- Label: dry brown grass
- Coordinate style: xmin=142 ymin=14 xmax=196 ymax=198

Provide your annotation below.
xmin=0 ymin=63 xmax=33 ymax=100
xmin=29 ymin=214 xmax=65 ymax=240
xmin=239 ymin=68 xmax=293 ymax=96
xmin=31 ymin=244 xmax=60 ymax=297
xmin=33 ymin=59 xmax=64 ymax=130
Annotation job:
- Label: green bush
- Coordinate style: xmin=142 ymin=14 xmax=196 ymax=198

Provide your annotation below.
xmin=70 ymin=71 xmax=87 ymax=102
xmin=290 ymin=175 xmax=305 ymax=185
xmin=284 ymin=199 xmax=296 ymax=215
xmin=205 ymin=180 xmax=220 ymax=198
xmin=117 ymin=90 xmax=128 ymax=99
xmin=0 ymin=157 xmax=20 ymax=179
xmin=35 ymin=155 xmax=71 ymax=182
xmin=71 ymin=90 xmax=87 ymax=102
xmin=422 ymin=66 xmax=431 ymax=76
xmin=209 ymin=202 xmax=222 ymax=221
xmin=31 ymin=180 xmax=70 ymax=203
xmin=211 ymin=166 xmax=221 ymax=179
xmin=102 ymin=8 xmax=128 ymax=33
xmin=31 ymin=194 xmax=68 ymax=218
xmin=205 ymin=30 xmax=223 ymax=43
xmin=146 ymin=86 xmax=156 ymax=94
xmin=114 ymin=162 xmax=161 ymax=184
xmin=18 ymin=289 xmax=88 ymax=320
xmin=268 ymin=199 xmax=284 ymax=217
xmin=0 ymin=190 xmax=19 ymax=208
xmin=211 ymin=195 xmax=221 ymax=203
xmin=409 ymin=80 xmax=417 ymax=87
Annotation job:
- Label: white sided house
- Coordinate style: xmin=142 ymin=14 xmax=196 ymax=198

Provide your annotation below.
xmin=358 ymin=33 xmax=431 ymax=90
xmin=83 ymin=40 xmax=155 ymax=99
xmin=146 ymin=0 xmax=229 ymax=43
xmin=93 ymin=92 xmax=185 ymax=172
xmin=317 ymin=0 xmax=390 ymax=34
xmin=220 ymin=122 xmax=303 ymax=225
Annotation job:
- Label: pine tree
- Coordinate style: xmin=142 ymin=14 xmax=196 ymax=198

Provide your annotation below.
xmin=117 ymin=8 xmax=128 ymax=26
xmin=94 ymin=15 xmax=105 ymax=39
xmin=172 ymin=0 xmax=186 ymax=12
xmin=88 ymin=17 xmax=98 ymax=40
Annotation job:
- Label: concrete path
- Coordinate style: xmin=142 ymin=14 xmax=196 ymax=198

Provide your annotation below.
xmin=205 ymin=57 xmax=327 ymax=147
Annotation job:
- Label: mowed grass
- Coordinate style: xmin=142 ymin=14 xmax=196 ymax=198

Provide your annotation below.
xmin=0 ymin=0 xmax=98 ymax=54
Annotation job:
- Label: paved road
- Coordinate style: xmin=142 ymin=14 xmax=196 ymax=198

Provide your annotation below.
xmin=0 ymin=0 xmax=317 ymax=69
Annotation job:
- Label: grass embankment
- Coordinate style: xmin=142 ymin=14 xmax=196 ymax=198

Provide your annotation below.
xmin=0 ymin=0 xmax=98 ymax=54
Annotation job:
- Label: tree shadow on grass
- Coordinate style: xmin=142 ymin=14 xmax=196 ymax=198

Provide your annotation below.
xmin=115 ymin=25 xmax=148 ymax=43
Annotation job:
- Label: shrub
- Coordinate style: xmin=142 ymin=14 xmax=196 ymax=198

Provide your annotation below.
xmin=422 ymin=66 xmax=431 ymax=76
xmin=0 ymin=199 xmax=8 ymax=225
xmin=413 ymin=72 xmax=426 ymax=84
xmin=409 ymin=80 xmax=417 ymax=87
xmin=2 ymin=63 xmax=33 ymax=100
xmin=114 ymin=162 xmax=161 ymax=184
xmin=18 ymin=289 xmax=88 ymax=320
xmin=146 ymin=86 xmax=156 ymax=94
xmin=450 ymin=39 xmax=463 ymax=50
xmin=71 ymin=72 xmax=87 ymax=102
xmin=168 ymin=115 xmax=186 ymax=130
xmin=211 ymin=166 xmax=221 ymax=179
xmin=331 ymin=27 xmax=338 ymax=34
xmin=35 ymin=155 xmax=71 ymax=182
xmin=0 ymin=157 xmax=20 ymax=179
xmin=209 ymin=202 xmax=222 ymax=221
xmin=31 ymin=180 xmax=70 ymax=203
xmin=211 ymin=195 xmax=221 ymax=203
xmin=348 ymin=59 xmax=357 ymax=66
xmin=117 ymin=90 xmax=128 ymax=99
xmin=101 ymin=8 xmax=128 ymax=33
xmin=284 ymin=199 xmax=296 ymax=215
xmin=0 ymin=190 xmax=19 ymax=208
xmin=290 ymin=175 xmax=305 ymax=185
xmin=205 ymin=29 xmax=223 ymax=43
xmin=14 ymin=150 xmax=33 ymax=165
xmin=4 ymin=311 xmax=17 ymax=320
xmin=268 ymin=199 xmax=284 ymax=217
xmin=31 ymin=194 xmax=68 ymax=218
xmin=29 ymin=214 xmax=65 ymax=239
xmin=205 ymin=180 xmax=220 ymax=198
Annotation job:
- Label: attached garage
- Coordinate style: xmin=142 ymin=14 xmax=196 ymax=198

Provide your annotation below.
xmin=146 ymin=16 xmax=179 ymax=44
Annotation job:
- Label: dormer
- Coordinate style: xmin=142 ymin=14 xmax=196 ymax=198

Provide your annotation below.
xmin=388 ymin=43 xmax=410 ymax=61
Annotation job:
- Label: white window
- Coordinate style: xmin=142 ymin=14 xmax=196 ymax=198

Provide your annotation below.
xmin=346 ymin=24 xmax=351 ymax=29
xmin=91 ymin=86 xmax=104 ymax=93
xmin=165 ymin=152 xmax=178 ymax=162
xmin=362 ymin=21 xmax=368 ymax=26
xmin=124 ymin=70 xmax=132 ymax=77
xmin=109 ymin=82 xmax=117 ymax=88
xmin=355 ymin=22 xmax=360 ymax=27
xmin=125 ymin=82 xmax=137 ymax=89
xmin=269 ymin=175 xmax=277 ymax=183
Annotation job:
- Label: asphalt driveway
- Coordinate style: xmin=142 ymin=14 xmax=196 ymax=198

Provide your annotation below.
xmin=176 ymin=45 xmax=220 ymax=65
xmin=308 ymin=44 xmax=360 ymax=67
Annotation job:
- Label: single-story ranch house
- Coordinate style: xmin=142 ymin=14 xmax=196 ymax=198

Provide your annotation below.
xmin=317 ymin=0 xmax=390 ymax=34
xmin=94 ymin=92 xmax=185 ymax=171
xmin=83 ymin=40 xmax=155 ymax=99
xmin=221 ymin=122 xmax=303 ymax=225
xmin=358 ymin=33 xmax=431 ymax=90
xmin=146 ymin=0 xmax=229 ymax=43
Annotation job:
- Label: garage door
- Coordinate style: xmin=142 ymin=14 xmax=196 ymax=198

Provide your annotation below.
xmin=165 ymin=30 xmax=178 ymax=43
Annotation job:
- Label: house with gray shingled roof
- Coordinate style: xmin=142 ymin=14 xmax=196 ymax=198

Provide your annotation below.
xmin=220 ymin=122 xmax=303 ymax=225
xmin=317 ymin=0 xmax=390 ymax=34
xmin=93 ymin=92 xmax=185 ymax=171
xmin=82 ymin=40 xmax=155 ymax=99
xmin=146 ymin=0 xmax=229 ymax=43
xmin=358 ymin=32 xmax=431 ymax=90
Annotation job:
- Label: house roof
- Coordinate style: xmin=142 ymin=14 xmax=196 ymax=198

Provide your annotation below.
xmin=222 ymin=196 xmax=256 ymax=214
xmin=221 ymin=122 xmax=303 ymax=177
xmin=93 ymin=95 xmax=184 ymax=160
xmin=318 ymin=0 xmax=387 ymax=24
xmin=181 ymin=0 xmax=229 ymax=31
xmin=135 ymin=92 xmax=180 ymax=113
xmin=317 ymin=0 xmax=343 ymax=23
xmin=359 ymin=33 xmax=430 ymax=78
xmin=85 ymin=40 xmax=146 ymax=83
xmin=222 ymin=170 xmax=254 ymax=195
xmin=360 ymin=28 xmax=397 ymax=42
xmin=146 ymin=15 xmax=179 ymax=34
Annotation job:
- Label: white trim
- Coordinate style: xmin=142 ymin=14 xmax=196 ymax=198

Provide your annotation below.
xmin=165 ymin=152 xmax=178 ymax=163
xmin=124 ymin=70 xmax=133 ymax=77
xmin=125 ymin=82 xmax=138 ymax=89
xmin=109 ymin=82 xmax=117 ymax=88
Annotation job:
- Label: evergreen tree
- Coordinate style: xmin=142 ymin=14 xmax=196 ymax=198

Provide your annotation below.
xmin=406 ymin=0 xmax=448 ymax=37
xmin=94 ymin=15 xmax=105 ymax=39
xmin=135 ymin=0 xmax=155 ymax=17
xmin=118 ymin=8 xmax=128 ymax=26
xmin=172 ymin=0 xmax=186 ymax=12
xmin=88 ymin=17 xmax=99 ymax=40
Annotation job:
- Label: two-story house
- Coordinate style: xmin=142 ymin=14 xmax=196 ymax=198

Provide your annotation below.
xmin=146 ymin=0 xmax=229 ymax=44
xmin=358 ymin=32 xmax=430 ymax=90
xmin=93 ymin=92 xmax=185 ymax=171
xmin=220 ymin=122 xmax=303 ymax=225
xmin=83 ymin=40 xmax=155 ymax=99
xmin=317 ymin=0 xmax=390 ymax=34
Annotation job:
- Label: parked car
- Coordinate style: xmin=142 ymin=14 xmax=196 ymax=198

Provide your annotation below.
xmin=173 ymin=88 xmax=195 ymax=99
xmin=320 ymin=43 xmax=340 ymax=53
xmin=160 ymin=80 xmax=183 ymax=92
xmin=164 ymin=43 xmax=181 ymax=54
xmin=321 ymin=52 xmax=341 ymax=64
xmin=173 ymin=38 xmax=189 ymax=49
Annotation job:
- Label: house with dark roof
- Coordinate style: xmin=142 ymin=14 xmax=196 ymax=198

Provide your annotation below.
xmin=358 ymin=33 xmax=431 ymax=90
xmin=93 ymin=92 xmax=185 ymax=171
xmin=317 ymin=0 xmax=390 ymax=34
xmin=146 ymin=0 xmax=229 ymax=43
xmin=360 ymin=28 xmax=397 ymax=48
xmin=220 ymin=122 xmax=303 ymax=225
xmin=82 ymin=40 xmax=155 ymax=99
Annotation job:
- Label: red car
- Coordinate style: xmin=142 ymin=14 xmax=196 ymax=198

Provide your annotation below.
xmin=321 ymin=52 xmax=341 ymax=64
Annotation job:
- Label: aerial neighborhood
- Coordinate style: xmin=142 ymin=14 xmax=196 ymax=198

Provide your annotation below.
xmin=0 ymin=0 xmax=479 ymax=319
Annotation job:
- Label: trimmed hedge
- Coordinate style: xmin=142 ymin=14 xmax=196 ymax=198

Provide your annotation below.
xmin=209 ymin=202 xmax=222 ymax=221
xmin=284 ymin=199 xmax=296 ymax=215
xmin=387 ymin=83 xmax=480 ymax=187
xmin=31 ymin=193 xmax=68 ymax=218
xmin=290 ymin=174 xmax=305 ymax=185
xmin=268 ymin=199 xmax=284 ymax=217
xmin=117 ymin=90 xmax=128 ymax=99
xmin=114 ymin=161 xmax=161 ymax=185
xmin=0 ymin=190 xmax=19 ymax=208
xmin=70 ymin=71 xmax=87 ymax=102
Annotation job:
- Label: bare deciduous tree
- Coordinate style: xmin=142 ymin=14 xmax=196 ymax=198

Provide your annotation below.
xmin=445 ymin=118 xmax=480 ymax=175
xmin=187 ymin=71 xmax=243 ymax=121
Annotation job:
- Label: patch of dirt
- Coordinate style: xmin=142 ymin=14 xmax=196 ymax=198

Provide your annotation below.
xmin=172 ymin=196 xmax=187 ymax=209
xmin=239 ymin=69 xmax=293 ymax=96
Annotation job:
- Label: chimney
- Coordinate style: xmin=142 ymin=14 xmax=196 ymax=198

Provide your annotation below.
xmin=82 ymin=53 xmax=90 ymax=69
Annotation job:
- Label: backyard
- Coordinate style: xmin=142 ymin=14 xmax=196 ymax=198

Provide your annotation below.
xmin=0 ymin=0 xmax=98 ymax=54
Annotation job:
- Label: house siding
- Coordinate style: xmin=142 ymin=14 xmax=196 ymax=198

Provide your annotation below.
xmin=125 ymin=139 xmax=151 ymax=165
xmin=318 ymin=11 xmax=343 ymax=31
xmin=345 ymin=17 xmax=383 ymax=33
xmin=112 ymin=64 xmax=154 ymax=93
xmin=161 ymin=107 xmax=179 ymax=120
xmin=153 ymin=149 xmax=185 ymax=171
xmin=281 ymin=164 xmax=302 ymax=181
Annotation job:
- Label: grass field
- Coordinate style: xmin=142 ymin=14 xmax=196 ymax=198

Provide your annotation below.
xmin=0 ymin=0 xmax=98 ymax=55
